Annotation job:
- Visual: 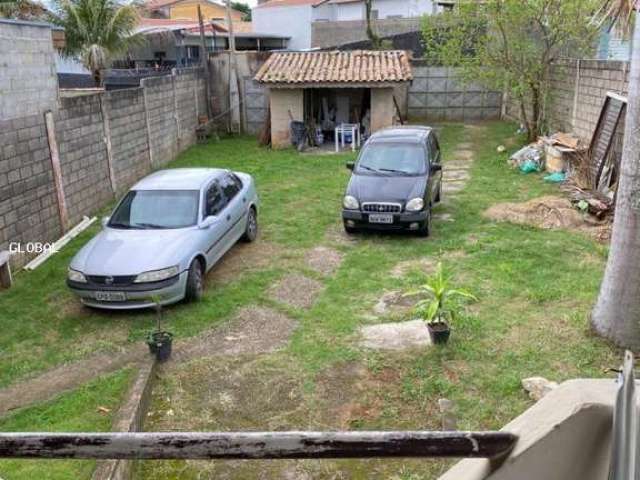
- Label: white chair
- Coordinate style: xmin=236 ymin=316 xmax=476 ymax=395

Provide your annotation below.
xmin=335 ymin=123 xmax=361 ymax=153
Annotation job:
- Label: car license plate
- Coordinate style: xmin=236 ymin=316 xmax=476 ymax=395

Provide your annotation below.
xmin=95 ymin=291 xmax=126 ymax=302
xmin=369 ymin=213 xmax=393 ymax=224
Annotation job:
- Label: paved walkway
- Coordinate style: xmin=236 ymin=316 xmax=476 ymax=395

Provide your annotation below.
xmin=0 ymin=345 xmax=147 ymax=417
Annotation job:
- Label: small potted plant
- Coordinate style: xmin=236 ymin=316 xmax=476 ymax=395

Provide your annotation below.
xmin=406 ymin=263 xmax=477 ymax=345
xmin=146 ymin=300 xmax=173 ymax=362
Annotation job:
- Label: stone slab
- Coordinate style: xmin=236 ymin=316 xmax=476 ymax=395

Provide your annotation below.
xmin=359 ymin=319 xmax=431 ymax=350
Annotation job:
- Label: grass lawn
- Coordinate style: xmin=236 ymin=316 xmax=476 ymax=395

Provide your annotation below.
xmin=0 ymin=121 xmax=620 ymax=479
xmin=0 ymin=368 xmax=133 ymax=480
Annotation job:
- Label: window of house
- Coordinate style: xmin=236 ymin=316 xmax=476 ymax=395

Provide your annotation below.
xmin=185 ymin=45 xmax=200 ymax=59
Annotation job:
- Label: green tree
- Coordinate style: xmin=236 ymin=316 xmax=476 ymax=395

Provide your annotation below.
xmin=422 ymin=0 xmax=599 ymax=142
xmin=591 ymin=1 xmax=640 ymax=348
xmin=52 ymin=0 xmax=140 ymax=87
xmin=364 ymin=0 xmax=381 ymax=49
xmin=230 ymin=1 xmax=250 ymax=21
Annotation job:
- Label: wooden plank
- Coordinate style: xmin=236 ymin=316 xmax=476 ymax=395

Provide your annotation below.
xmin=142 ymin=82 xmax=154 ymax=169
xmin=589 ymin=93 xmax=626 ymax=187
xmin=44 ymin=111 xmax=69 ymax=232
xmin=0 ymin=250 xmax=11 ymax=289
xmin=0 ymin=431 xmax=517 ymax=460
xmin=99 ymin=94 xmax=117 ymax=195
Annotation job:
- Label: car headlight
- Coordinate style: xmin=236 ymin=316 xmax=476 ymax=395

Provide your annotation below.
xmin=406 ymin=198 xmax=425 ymax=212
xmin=343 ymin=195 xmax=359 ymax=210
xmin=134 ymin=265 xmax=180 ymax=283
xmin=68 ymin=268 xmax=87 ymax=283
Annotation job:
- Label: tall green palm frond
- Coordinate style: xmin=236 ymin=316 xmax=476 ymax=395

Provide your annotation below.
xmin=52 ymin=0 xmax=141 ymax=85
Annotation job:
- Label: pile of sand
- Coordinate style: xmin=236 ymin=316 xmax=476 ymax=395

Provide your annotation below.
xmin=484 ymin=195 xmax=610 ymax=241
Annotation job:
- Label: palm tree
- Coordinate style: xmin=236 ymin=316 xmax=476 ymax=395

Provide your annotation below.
xmin=591 ymin=0 xmax=640 ymax=348
xmin=52 ymin=0 xmax=140 ymax=87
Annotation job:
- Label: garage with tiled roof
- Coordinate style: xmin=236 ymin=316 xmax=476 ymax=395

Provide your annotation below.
xmin=254 ymin=50 xmax=413 ymax=148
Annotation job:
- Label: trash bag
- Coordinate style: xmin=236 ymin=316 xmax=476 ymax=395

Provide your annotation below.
xmin=520 ymin=160 xmax=541 ymax=173
xmin=543 ymin=172 xmax=566 ymax=183
xmin=511 ymin=145 xmax=544 ymax=172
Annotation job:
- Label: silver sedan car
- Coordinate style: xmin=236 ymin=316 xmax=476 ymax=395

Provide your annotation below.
xmin=67 ymin=168 xmax=259 ymax=309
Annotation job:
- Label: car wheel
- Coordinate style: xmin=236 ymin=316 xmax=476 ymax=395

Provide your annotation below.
xmin=242 ymin=207 xmax=258 ymax=242
xmin=184 ymin=259 xmax=204 ymax=302
xmin=417 ymin=208 xmax=432 ymax=237
xmin=344 ymin=222 xmax=358 ymax=235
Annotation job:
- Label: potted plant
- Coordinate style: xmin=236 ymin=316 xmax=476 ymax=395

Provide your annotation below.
xmin=406 ymin=263 xmax=477 ymax=345
xmin=146 ymin=300 xmax=173 ymax=362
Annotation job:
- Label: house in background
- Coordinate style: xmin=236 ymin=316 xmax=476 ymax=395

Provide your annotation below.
xmin=313 ymin=0 xmax=436 ymax=22
xmin=252 ymin=0 xmax=440 ymax=51
xmin=110 ymin=17 xmax=287 ymax=73
xmin=144 ymin=0 xmax=245 ymax=22
xmin=597 ymin=27 xmax=631 ymax=61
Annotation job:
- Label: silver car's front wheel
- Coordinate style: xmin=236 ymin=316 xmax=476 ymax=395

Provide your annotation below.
xmin=242 ymin=208 xmax=258 ymax=243
xmin=184 ymin=259 xmax=204 ymax=302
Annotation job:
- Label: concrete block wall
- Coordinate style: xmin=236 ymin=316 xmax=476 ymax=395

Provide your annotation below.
xmin=56 ymin=95 xmax=114 ymax=226
xmin=0 ymin=20 xmax=58 ymax=121
xmin=1 ymin=68 xmax=205 ymax=269
xmin=173 ymin=69 xmax=199 ymax=152
xmin=0 ymin=114 xmax=61 ymax=268
xmin=311 ymin=18 xmax=421 ymax=49
xmin=549 ymin=59 xmax=629 ymax=140
xmin=143 ymin=75 xmax=179 ymax=167
xmin=408 ymin=64 xmax=502 ymax=121
xmin=105 ymin=88 xmax=150 ymax=194
xmin=505 ymin=59 xmax=629 ymax=141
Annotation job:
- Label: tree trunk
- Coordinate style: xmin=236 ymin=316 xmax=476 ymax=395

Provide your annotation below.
xmin=591 ymin=14 xmax=640 ymax=349
xmin=364 ymin=0 xmax=379 ymax=49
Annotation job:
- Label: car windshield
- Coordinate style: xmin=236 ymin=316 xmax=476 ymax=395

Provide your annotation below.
xmin=109 ymin=190 xmax=200 ymax=229
xmin=356 ymin=143 xmax=426 ymax=176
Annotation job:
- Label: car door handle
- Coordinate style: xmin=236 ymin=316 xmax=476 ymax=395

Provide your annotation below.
xmin=226 ymin=215 xmax=231 ymax=221
xmin=242 ymin=197 xmax=246 ymax=203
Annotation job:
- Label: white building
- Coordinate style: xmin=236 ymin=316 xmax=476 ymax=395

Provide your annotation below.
xmin=314 ymin=0 xmax=435 ymax=22
xmin=252 ymin=0 xmax=438 ymax=51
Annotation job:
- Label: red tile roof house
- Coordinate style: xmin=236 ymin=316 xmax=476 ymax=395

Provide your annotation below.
xmin=254 ymin=49 xmax=413 ymax=148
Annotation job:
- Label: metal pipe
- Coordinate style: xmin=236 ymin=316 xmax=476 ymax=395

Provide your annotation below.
xmin=0 ymin=431 xmax=517 ymax=460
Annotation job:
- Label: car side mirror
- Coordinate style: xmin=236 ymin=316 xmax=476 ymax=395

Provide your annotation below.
xmin=430 ymin=164 xmax=442 ymax=173
xmin=102 ymin=216 xmax=110 ymax=228
xmin=346 ymin=161 xmax=355 ymax=171
xmin=199 ymin=216 xmax=217 ymax=229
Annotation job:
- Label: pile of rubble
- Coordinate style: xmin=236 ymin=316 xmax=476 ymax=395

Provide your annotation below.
xmin=507 ymin=130 xmax=615 ymax=225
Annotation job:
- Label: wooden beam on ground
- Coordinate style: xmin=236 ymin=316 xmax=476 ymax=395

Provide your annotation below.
xmin=0 ymin=251 xmax=12 ymax=289
xmin=44 ymin=111 xmax=69 ymax=232
xmin=0 ymin=431 xmax=516 ymax=460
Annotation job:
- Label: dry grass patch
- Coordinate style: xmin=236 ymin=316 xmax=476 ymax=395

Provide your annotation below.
xmin=269 ymin=273 xmax=324 ymax=309
xmin=305 ymin=246 xmax=344 ymax=276
xmin=484 ymin=195 xmax=610 ymax=241
xmin=171 ymin=306 xmax=297 ymax=363
xmin=207 ymin=240 xmax=286 ymax=285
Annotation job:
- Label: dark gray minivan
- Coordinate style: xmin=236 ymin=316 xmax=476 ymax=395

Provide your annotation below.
xmin=341 ymin=126 xmax=442 ymax=236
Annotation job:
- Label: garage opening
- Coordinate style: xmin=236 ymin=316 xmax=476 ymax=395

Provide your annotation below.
xmin=303 ymin=88 xmax=372 ymax=148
